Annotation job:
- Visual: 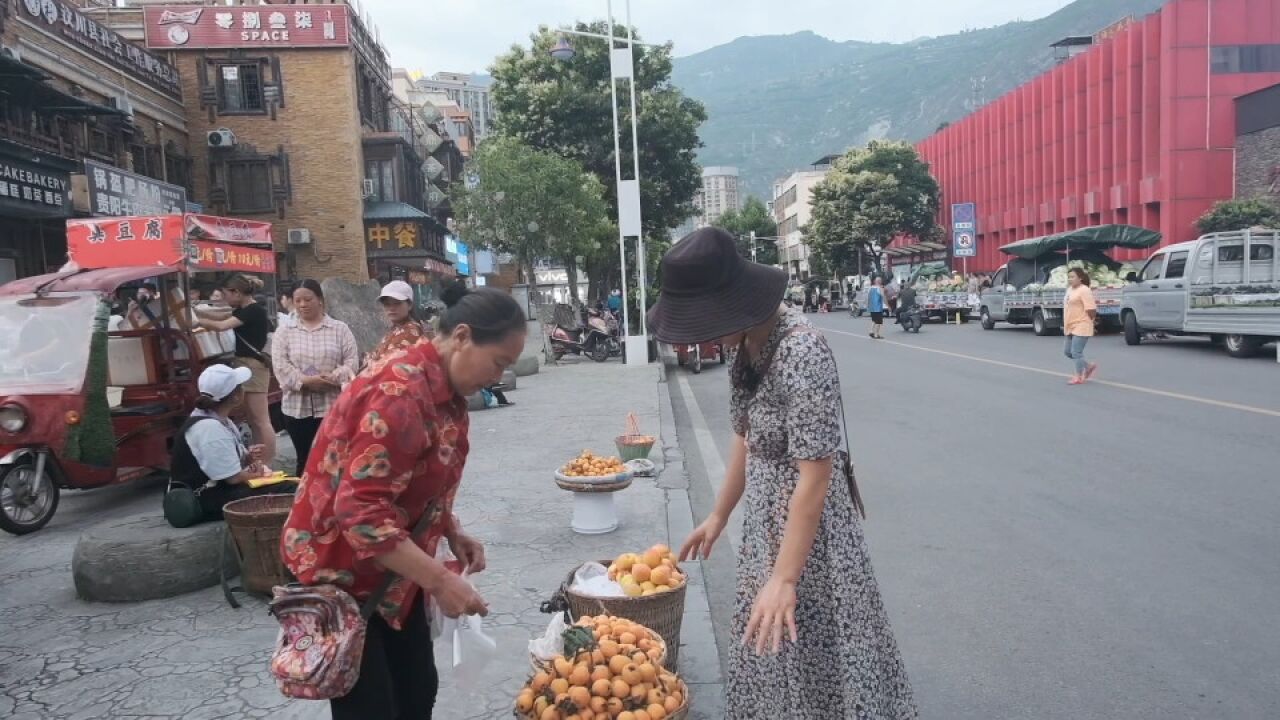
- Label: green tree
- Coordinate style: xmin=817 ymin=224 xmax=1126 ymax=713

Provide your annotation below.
xmin=451 ymin=137 xmax=611 ymax=302
xmin=716 ymin=196 xmax=780 ymax=265
xmin=1197 ymin=198 xmax=1280 ymax=234
xmin=490 ymin=22 xmax=707 ymax=300
xmin=805 ymin=140 xmax=941 ymax=277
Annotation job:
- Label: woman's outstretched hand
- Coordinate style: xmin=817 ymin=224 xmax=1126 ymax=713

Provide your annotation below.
xmin=679 ymin=514 xmax=726 ymax=562
xmin=742 ymin=575 xmax=798 ymax=655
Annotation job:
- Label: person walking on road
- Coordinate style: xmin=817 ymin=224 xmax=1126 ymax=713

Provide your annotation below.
xmin=271 ymin=280 xmax=359 ymax=475
xmin=1064 ymin=267 xmax=1099 ymax=385
xmin=280 ymin=283 xmax=526 ymax=719
xmin=648 ymin=228 xmax=917 ymax=720
xmin=867 ymin=276 xmax=888 ymax=339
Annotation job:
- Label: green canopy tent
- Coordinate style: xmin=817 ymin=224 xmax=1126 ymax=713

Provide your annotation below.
xmin=999 ymin=224 xmax=1162 ymax=260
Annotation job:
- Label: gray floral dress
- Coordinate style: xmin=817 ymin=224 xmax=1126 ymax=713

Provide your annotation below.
xmin=726 ymin=308 xmax=917 ymax=719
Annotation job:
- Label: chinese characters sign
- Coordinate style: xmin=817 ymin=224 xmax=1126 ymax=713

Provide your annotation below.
xmin=0 ymin=154 xmax=70 ymax=216
xmin=144 ymin=5 xmax=351 ymax=49
xmin=67 ymin=215 xmax=185 ymax=268
xmin=84 ymin=160 xmax=186 ymax=218
xmin=367 ymin=222 xmax=420 ymax=250
xmin=951 ymin=202 xmax=978 ymax=259
xmin=189 ymin=241 xmax=276 ymax=273
xmin=20 ymin=0 xmax=181 ymax=99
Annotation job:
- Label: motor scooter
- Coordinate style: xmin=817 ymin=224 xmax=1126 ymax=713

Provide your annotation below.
xmin=896 ymin=304 xmax=924 ymax=333
xmin=550 ymin=310 xmax=619 ymax=362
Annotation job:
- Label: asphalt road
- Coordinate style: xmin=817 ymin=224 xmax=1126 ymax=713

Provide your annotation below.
xmin=666 ymin=311 xmax=1279 ymax=720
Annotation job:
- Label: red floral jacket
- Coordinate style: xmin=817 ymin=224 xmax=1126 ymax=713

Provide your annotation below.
xmin=280 ymin=340 xmax=468 ymax=628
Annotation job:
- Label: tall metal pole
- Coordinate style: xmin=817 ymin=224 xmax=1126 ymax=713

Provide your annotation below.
xmin=624 ymin=0 xmax=646 ymax=338
xmin=605 ymin=0 xmax=629 ymax=340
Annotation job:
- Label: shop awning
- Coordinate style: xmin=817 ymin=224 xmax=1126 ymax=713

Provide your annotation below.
xmin=884 ymin=241 xmax=946 ymax=256
xmin=364 ymin=201 xmax=431 ymax=221
xmin=999 ymin=224 xmax=1161 ymax=259
xmin=0 ymin=54 xmax=128 ymax=117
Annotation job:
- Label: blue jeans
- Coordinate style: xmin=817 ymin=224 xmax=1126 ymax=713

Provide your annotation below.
xmin=1064 ymin=334 xmax=1090 ymax=375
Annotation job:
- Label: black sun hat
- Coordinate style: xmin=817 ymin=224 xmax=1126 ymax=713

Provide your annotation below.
xmin=647 ymin=227 xmax=789 ymax=345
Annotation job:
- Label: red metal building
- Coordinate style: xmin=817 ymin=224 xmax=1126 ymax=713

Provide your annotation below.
xmin=912 ymin=0 xmax=1280 ymax=272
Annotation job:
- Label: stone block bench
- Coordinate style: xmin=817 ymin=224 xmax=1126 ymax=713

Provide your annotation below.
xmin=72 ymin=514 xmax=238 ymax=603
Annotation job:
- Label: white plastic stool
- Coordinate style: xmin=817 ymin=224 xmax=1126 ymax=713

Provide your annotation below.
xmin=555 ymin=476 xmax=632 ymax=535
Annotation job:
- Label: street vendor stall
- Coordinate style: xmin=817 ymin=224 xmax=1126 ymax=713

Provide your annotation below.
xmin=0 ymin=213 xmax=278 ymax=534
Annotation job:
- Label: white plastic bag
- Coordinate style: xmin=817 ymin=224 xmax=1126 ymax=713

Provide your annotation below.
xmin=529 ymin=613 xmax=569 ymax=662
xmin=569 ymin=561 xmax=625 ymax=598
xmin=429 ymin=570 xmax=497 ymax=688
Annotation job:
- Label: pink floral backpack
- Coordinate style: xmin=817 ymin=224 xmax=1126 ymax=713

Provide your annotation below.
xmin=267 ymin=505 xmax=437 ymax=700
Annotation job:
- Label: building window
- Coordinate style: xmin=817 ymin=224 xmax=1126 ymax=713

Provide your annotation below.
xmin=218 ymin=63 xmax=265 ymax=113
xmin=1211 ymin=45 xmax=1280 ymax=74
xmin=366 ymin=159 xmax=396 ymax=202
xmin=226 ymin=159 xmax=274 ymax=213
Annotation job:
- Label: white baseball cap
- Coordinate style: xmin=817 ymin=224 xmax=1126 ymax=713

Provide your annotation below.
xmin=379 ymin=280 xmax=413 ymax=302
xmin=198 ymin=364 xmax=252 ymax=401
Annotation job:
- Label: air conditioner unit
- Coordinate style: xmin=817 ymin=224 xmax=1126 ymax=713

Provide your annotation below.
xmin=287 ymin=228 xmax=311 ymax=246
xmin=361 ymin=179 xmax=375 ymax=198
xmin=110 ymin=96 xmax=134 ymax=118
xmin=207 ymin=128 xmax=236 ymax=148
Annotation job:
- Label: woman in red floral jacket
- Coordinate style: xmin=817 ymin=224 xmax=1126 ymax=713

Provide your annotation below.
xmin=280 ymin=283 xmax=526 ymax=719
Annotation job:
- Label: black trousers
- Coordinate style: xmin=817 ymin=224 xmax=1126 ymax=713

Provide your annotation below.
xmin=285 ymin=415 xmax=323 ymax=476
xmin=331 ymin=597 xmax=437 ymax=719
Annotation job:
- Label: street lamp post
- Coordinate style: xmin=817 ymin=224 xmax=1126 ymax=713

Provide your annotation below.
xmin=552 ymin=0 xmax=649 ymax=366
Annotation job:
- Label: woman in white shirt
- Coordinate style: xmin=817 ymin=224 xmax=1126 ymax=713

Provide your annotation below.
xmin=170 ymin=364 xmax=295 ymax=522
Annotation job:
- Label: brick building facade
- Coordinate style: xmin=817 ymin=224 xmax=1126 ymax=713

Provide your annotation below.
xmin=0 ymin=0 xmax=191 ymax=280
xmin=139 ymin=1 xmax=405 ymax=284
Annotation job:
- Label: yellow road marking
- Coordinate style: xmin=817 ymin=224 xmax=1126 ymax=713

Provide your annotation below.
xmin=821 ymin=326 xmax=1280 ymax=419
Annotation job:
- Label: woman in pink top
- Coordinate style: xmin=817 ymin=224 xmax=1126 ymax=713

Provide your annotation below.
xmin=1063 ymin=267 xmax=1099 ymax=385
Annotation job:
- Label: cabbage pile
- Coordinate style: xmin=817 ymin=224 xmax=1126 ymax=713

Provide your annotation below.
xmin=1044 ymin=260 xmax=1132 ymax=289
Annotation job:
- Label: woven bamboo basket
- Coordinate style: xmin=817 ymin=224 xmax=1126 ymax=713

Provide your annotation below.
xmin=614 ymin=434 xmax=655 ymax=462
xmin=563 ymin=560 xmax=687 ymax=669
xmin=223 ymin=494 xmax=294 ymax=595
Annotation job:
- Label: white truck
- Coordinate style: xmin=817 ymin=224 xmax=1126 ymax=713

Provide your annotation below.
xmin=1122 ymin=229 xmax=1280 ymax=358
xmin=978 ymin=225 xmax=1159 ymax=335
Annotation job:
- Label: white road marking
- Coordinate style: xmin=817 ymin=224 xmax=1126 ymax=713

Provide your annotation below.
xmin=674 ymin=371 xmax=744 ymax=553
xmin=821 ymin=326 xmax=1280 ymax=419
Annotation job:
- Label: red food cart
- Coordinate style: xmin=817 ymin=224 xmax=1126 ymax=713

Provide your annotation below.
xmin=0 ymin=214 xmax=278 ymax=534
xmin=674 ymin=341 xmax=726 ymax=374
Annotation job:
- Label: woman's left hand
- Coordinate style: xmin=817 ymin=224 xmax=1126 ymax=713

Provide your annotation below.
xmin=447 ymin=531 xmax=487 ymax=574
xmin=742 ymin=575 xmax=798 ymax=655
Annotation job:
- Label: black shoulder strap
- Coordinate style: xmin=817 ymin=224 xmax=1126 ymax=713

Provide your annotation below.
xmin=359 ymin=499 xmax=443 ymax=621
xmin=775 ymin=325 xmax=867 ymax=519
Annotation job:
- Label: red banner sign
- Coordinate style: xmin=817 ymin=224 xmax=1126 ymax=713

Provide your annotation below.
xmin=189 ymin=240 xmax=276 ymax=273
xmin=67 ymin=215 xmax=186 ymax=269
xmin=185 ymin=213 xmax=273 ymax=246
xmin=143 ymin=5 xmax=350 ymax=49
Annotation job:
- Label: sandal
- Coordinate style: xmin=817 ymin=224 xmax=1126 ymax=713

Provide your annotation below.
xmin=1085 ymin=363 xmax=1098 ymax=380
xmin=1067 ymin=377 xmax=1085 ymax=385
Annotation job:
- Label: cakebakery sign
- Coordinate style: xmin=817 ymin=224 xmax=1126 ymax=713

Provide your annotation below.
xmin=143 ymin=5 xmax=351 ymax=49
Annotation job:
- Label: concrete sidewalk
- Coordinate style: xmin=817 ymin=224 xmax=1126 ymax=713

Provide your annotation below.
xmin=0 ymin=356 xmax=723 ymax=719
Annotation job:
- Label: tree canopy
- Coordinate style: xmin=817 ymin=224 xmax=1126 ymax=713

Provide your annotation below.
xmin=450 ymin=136 xmax=611 ymax=299
xmin=805 ymin=140 xmax=941 ymax=277
xmin=716 ymin=196 xmax=779 ymax=265
xmin=490 ymin=21 xmax=706 ymax=300
xmin=1196 ymin=198 xmax=1280 ymax=235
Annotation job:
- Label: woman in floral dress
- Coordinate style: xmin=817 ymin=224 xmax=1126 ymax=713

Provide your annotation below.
xmin=649 ymin=228 xmax=917 ymax=719
xmin=280 ymin=283 xmax=527 ymax=719
xmin=368 ymin=280 xmax=428 ymax=366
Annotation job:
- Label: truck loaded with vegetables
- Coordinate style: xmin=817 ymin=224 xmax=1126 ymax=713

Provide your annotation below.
xmin=979 ymin=225 xmax=1160 ymax=336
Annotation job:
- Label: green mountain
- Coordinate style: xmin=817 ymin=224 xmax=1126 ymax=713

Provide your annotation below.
xmin=672 ymin=0 xmax=1167 ymax=199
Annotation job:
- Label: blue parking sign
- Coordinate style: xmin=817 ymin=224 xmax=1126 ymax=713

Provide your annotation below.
xmin=951 ymin=203 xmax=977 ymax=258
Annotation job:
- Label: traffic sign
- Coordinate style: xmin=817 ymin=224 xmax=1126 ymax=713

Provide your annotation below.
xmin=951 ymin=202 xmax=978 ymax=258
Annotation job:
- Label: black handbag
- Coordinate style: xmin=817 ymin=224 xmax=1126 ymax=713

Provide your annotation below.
xmin=163 ymin=479 xmax=204 ymax=528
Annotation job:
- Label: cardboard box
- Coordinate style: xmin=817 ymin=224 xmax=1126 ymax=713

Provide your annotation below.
xmin=107 ymin=336 xmax=158 ymax=386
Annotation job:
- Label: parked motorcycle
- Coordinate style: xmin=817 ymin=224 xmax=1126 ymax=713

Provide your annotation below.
xmin=896 ymin=304 xmax=924 ymax=333
xmin=550 ymin=310 xmax=620 ymax=362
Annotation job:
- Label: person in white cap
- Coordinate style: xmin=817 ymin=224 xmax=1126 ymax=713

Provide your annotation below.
xmin=169 ymin=364 xmax=295 ymax=523
xmin=367 ymin=280 xmax=427 ymax=365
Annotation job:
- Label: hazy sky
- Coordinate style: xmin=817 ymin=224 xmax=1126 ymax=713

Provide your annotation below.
xmin=360 ymin=0 xmax=1077 ymax=75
